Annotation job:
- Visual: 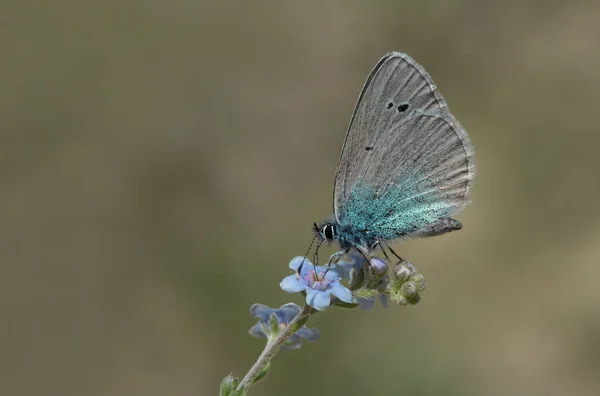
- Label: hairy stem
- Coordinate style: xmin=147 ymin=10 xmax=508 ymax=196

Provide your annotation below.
xmin=237 ymin=305 xmax=313 ymax=391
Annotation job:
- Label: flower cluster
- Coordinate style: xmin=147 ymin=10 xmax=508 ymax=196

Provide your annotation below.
xmin=227 ymin=251 xmax=429 ymax=395
xmin=248 ymin=303 xmax=319 ymax=350
xmin=277 ymin=252 xmax=426 ymax=312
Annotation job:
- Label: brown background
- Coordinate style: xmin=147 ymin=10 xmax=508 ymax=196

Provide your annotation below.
xmin=2 ymin=1 xmax=600 ymax=395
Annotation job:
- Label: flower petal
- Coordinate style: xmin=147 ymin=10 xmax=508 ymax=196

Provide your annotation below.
xmin=358 ymin=297 xmax=375 ymax=310
xmin=379 ymin=294 xmax=389 ymax=309
xmin=330 ymin=282 xmax=353 ymax=303
xmin=287 ymin=333 xmax=301 ymax=344
xmin=281 ymin=341 xmax=302 ymax=351
xmin=278 ymin=303 xmax=301 ymax=323
xmin=250 ymin=303 xmax=275 ymax=322
xmin=306 ymin=289 xmax=332 ymax=311
xmin=280 ymin=302 xmax=302 ymax=310
xmin=369 ymin=257 xmax=388 ymax=274
xmin=280 ymin=274 xmax=306 ymax=293
xmin=324 ymin=263 xmax=345 ymax=280
xmin=297 ymin=327 xmax=320 ymax=341
xmin=339 ymin=253 xmax=367 ymax=274
xmin=289 ymin=256 xmax=310 ymax=272
xmin=248 ymin=323 xmax=267 ymax=339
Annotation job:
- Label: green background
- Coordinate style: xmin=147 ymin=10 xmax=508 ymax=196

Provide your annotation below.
xmin=2 ymin=1 xmax=600 ymax=395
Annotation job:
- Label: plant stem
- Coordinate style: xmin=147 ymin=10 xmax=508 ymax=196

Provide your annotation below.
xmin=237 ymin=305 xmax=313 ymax=391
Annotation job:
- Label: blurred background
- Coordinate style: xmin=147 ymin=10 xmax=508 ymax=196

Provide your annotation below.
xmin=2 ymin=1 xmax=600 ymax=395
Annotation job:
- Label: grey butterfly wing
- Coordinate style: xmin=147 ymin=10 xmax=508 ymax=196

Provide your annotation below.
xmin=333 ymin=52 xmax=475 ymax=238
xmin=333 ymin=52 xmax=450 ymax=216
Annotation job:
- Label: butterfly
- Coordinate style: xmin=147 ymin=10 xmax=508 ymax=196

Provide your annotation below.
xmin=311 ymin=52 xmax=475 ymax=265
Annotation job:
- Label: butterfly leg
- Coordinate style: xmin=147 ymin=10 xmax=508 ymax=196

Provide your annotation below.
xmin=371 ymin=240 xmax=393 ymax=263
xmin=411 ymin=217 xmax=462 ymax=238
xmin=327 ymin=250 xmax=347 ymax=267
xmin=322 ymin=249 xmax=348 ymax=277
xmin=376 ymin=241 xmax=404 ymax=262
xmin=386 ymin=244 xmax=404 ymax=261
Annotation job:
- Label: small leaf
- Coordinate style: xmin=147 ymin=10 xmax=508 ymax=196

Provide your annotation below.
xmin=259 ymin=322 xmax=270 ymax=337
xmin=355 ymin=288 xmax=378 ymax=299
xmin=268 ymin=312 xmax=280 ymax=335
xmin=252 ymin=362 xmax=270 ymax=384
xmin=290 ymin=315 xmax=310 ymax=332
xmin=332 ymin=300 xmax=361 ymax=308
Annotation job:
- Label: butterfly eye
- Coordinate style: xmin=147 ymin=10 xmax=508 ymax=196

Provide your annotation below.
xmin=323 ymin=225 xmax=335 ymax=240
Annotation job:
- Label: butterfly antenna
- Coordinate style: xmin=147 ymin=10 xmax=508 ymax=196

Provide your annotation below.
xmin=376 ymin=242 xmax=392 ymax=263
xmin=312 ymin=240 xmax=322 ymax=269
xmin=298 ymin=234 xmax=317 ymax=274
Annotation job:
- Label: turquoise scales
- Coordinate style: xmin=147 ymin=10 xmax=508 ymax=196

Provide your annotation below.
xmin=313 ymin=51 xmax=475 ymax=262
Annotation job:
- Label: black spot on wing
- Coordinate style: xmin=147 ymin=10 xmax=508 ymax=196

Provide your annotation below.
xmin=397 ymin=103 xmax=409 ymax=112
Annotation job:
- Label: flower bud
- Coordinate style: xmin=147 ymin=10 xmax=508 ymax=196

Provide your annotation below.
xmin=220 ymin=375 xmax=245 ymax=396
xmin=249 ymin=303 xmax=319 ymax=349
xmin=387 ymin=261 xmax=425 ymax=306
xmin=410 ymin=273 xmax=426 ymax=291
xmin=390 ymin=290 xmax=408 ymax=305
xmin=390 ymin=260 xmax=414 ymax=285
xmin=400 ymin=281 xmax=418 ymax=297
xmin=369 ymin=257 xmax=388 ymax=275
xmin=362 ymin=257 xmax=389 ymax=289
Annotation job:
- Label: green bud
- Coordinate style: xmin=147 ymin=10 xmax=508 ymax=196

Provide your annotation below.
xmin=220 ymin=375 xmax=245 ymax=396
xmin=408 ymin=293 xmax=421 ymax=304
xmin=388 ymin=266 xmax=426 ymax=305
xmin=400 ymin=281 xmax=418 ymax=298
xmin=390 ymin=288 xmax=421 ymax=305
xmin=355 ymin=288 xmax=378 ymax=300
xmin=390 ymin=260 xmax=414 ymax=285
xmin=390 ymin=290 xmax=408 ymax=305
xmin=410 ymin=273 xmax=426 ymax=291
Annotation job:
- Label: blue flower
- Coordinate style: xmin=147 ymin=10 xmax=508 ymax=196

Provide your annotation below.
xmin=248 ymin=303 xmax=319 ymax=350
xmin=280 ymin=257 xmax=353 ymax=311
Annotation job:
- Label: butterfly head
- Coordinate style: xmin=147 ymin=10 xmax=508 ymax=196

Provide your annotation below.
xmin=313 ymin=220 xmax=338 ymax=243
